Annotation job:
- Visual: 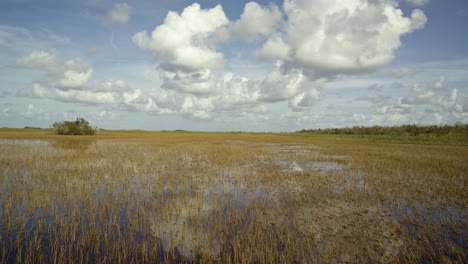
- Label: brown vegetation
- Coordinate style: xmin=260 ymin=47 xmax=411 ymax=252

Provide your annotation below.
xmin=0 ymin=130 xmax=466 ymax=263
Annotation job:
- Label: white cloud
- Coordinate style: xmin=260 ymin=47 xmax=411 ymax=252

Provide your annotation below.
xmin=89 ymin=110 xmax=117 ymax=121
xmin=108 ymin=3 xmax=132 ymax=24
xmin=260 ymin=0 xmax=427 ymax=74
xmin=159 ymin=68 xmax=218 ymax=95
xmin=409 ymin=9 xmax=428 ymax=32
xmin=18 ymin=83 xmax=117 ymax=105
xmin=401 ymin=76 xmax=459 ymax=110
xmin=119 ymin=70 xmax=272 ymax=121
xmin=433 ymin=75 xmax=445 ymax=89
xmin=95 ymin=80 xmax=130 ymax=93
xmin=15 ymin=50 xmax=63 ymax=70
xmin=218 ymin=74 xmax=259 ymax=106
xmin=180 ymin=97 xmax=215 ymax=119
xmin=374 ymin=97 xmax=414 ymax=115
xmin=123 ymin=88 xmax=218 ymax=119
xmin=53 ymin=59 xmax=93 ymax=90
xmin=402 ymin=83 xmax=434 ymax=105
xmin=229 ymin=2 xmax=282 ymax=40
xmin=15 ymin=51 xmax=136 ymax=105
xmin=132 ymin=3 xmax=230 ymax=99
xmin=288 ymin=90 xmax=321 ymax=112
xmin=258 ymin=62 xmax=304 ymax=102
xmin=405 ymin=0 xmax=430 ymax=7
xmin=127 ymin=1 xmax=438 ymax=123
xmin=15 ymin=51 xmax=93 ymax=91
xmin=344 ymin=76 xmax=466 ymax=127
xmin=122 ymin=88 xmax=180 ymax=115
xmin=256 ymin=61 xmax=324 ymax=111
xmin=257 ymin=34 xmax=291 ymax=60
xmin=21 ymin=104 xmax=43 ymax=118
xmin=132 ymin=3 xmax=228 ymax=71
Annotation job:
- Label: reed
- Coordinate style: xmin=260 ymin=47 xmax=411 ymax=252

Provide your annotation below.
xmin=0 ymin=130 xmax=466 ymax=263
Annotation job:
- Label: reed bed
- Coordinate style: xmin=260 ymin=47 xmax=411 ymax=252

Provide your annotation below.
xmin=0 ymin=131 xmax=466 ymax=263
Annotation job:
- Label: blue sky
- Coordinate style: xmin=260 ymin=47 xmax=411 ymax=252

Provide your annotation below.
xmin=0 ymin=0 xmax=467 ymax=131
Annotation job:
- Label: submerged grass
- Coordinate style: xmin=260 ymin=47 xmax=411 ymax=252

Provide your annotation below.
xmin=0 ymin=129 xmax=466 ymax=263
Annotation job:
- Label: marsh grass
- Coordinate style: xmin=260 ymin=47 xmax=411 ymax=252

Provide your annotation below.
xmin=0 ymin=130 xmax=466 ymax=263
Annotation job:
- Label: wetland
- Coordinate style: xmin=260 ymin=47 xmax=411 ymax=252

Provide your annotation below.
xmin=0 ymin=130 xmax=466 ymax=263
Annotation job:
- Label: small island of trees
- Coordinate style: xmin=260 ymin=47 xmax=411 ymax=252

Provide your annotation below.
xmin=51 ymin=118 xmax=97 ymax=135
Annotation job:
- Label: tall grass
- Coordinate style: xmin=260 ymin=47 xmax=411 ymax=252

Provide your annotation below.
xmin=0 ymin=130 xmax=466 ymax=263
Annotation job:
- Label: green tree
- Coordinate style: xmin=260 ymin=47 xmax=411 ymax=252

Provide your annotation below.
xmin=51 ymin=118 xmax=97 ymax=135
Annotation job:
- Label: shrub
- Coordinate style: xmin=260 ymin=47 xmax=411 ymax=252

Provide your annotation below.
xmin=51 ymin=118 xmax=97 ymax=135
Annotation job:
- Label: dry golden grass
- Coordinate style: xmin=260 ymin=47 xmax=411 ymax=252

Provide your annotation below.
xmin=0 ymin=129 xmax=466 ymax=263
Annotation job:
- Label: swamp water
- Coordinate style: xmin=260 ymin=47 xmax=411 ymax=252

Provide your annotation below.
xmin=0 ymin=139 xmax=466 ymax=262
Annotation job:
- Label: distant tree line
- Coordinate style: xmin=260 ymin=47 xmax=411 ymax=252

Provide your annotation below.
xmin=51 ymin=118 xmax=97 ymax=135
xmin=298 ymin=123 xmax=468 ymax=136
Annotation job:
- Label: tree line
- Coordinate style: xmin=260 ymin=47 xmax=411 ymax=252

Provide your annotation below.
xmin=298 ymin=123 xmax=468 ymax=136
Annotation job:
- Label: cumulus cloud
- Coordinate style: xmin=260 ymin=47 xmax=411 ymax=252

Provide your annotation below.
xmin=15 ymin=50 xmax=133 ymax=105
xmin=180 ymin=97 xmax=215 ymax=119
xmin=374 ymin=96 xmax=414 ymax=115
xmin=15 ymin=51 xmax=93 ymax=91
xmin=257 ymin=34 xmax=291 ymax=60
xmin=96 ymin=80 xmax=130 ymax=92
xmin=255 ymin=61 xmax=326 ymax=111
xmin=218 ymin=73 xmax=259 ymax=106
xmin=132 ymin=3 xmax=228 ymax=71
xmin=159 ymin=67 xmax=219 ymax=96
xmin=359 ymin=76 xmax=461 ymax=117
xmin=258 ymin=62 xmax=304 ymax=102
xmin=348 ymin=76 xmax=466 ymax=127
xmin=18 ymin=82 xmax=117 ymax=105
xmin=122 ymin=88 xmax=182 ymax=115
xmin=258 ymin=0 xmax=427 ymax=74
xmin=132 ymin=3 xmax=231 ymax=98
xmin=409 ymin=9 xmax=428 ymax=32
xmin=119 ymin=71 xmax=273 ymax=122
xmin=124 ymin=89 xmax=216 ymax=119
xmin=108 ymin=3 xmax=132 ymax=24
xmin=401 ymin=76 xmax=459 ymax=110
xmin=228 ymin=2 xmax=282 ymax=40
xmin=288 ymin=89 xmax=321 ymax=112
xmin=53 ymin=59 xmax=93 ymax=90
xmin=256 ymin=0 xmax=427 ymax=112
xmin=131 ymin=0 xmax=431 ymax=120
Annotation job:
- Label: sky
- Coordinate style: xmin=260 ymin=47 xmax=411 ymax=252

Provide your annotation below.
xmin=0 ymin=0 xmax=467 ymax=132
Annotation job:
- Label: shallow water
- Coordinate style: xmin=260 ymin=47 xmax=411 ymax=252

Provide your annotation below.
xmin=384 ymin=199 xmax=468 ymax=248
xmin=1 ymin=139 xmax=465 ymax=262
xmin=0 ymin=139 xmax=48 ymax=145
xmin=78 ymin=143 xmax=341 ymax=258
xmin=0 ymin=163 xmax=274 ymax=261
xmin=263 ymin=160 xmax=343 ymax=174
